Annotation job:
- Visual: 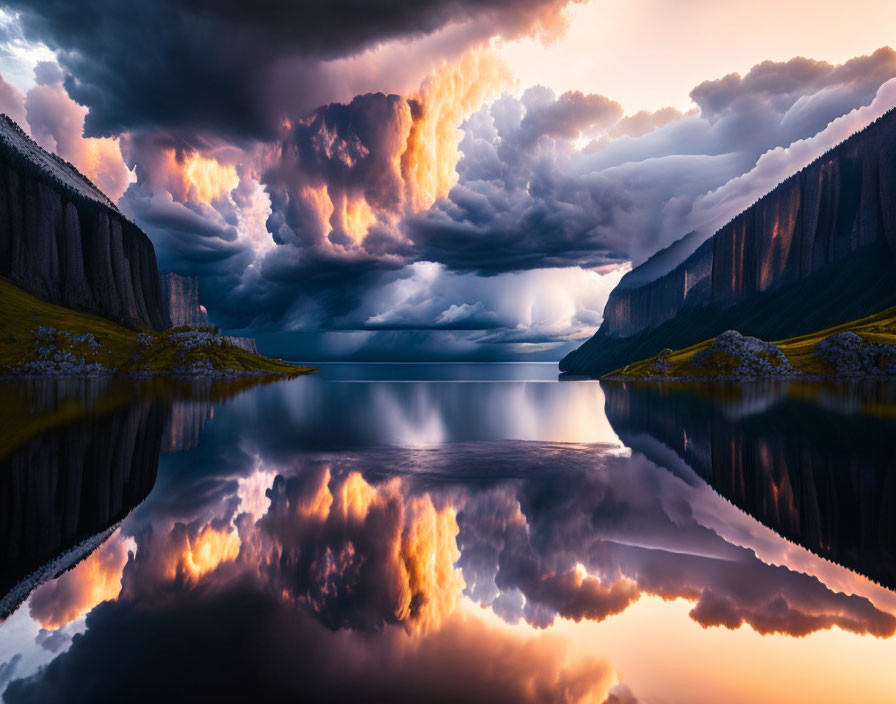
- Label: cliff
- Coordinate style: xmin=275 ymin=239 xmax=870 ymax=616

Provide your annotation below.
xmin=160 ymin=272 xmax=209 ymax=328
xmin=604 ymin=383 xmax=896 ymax=590
xmin=224 ymin=335 xmax=258 ymax=354
xmin=0 ymin=115 xmax=169 ymax=331
xmin=562 ymin=108 xmax=896 ymax=376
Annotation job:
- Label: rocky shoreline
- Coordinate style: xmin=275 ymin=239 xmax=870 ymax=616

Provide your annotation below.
xmin=608 ymin=329 xmax=896 ymax=383
xmin=2 ymin=325 xmax=308 ymax=381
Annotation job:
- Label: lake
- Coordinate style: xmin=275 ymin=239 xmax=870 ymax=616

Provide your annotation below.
xmin=1 ymin=364 xmax=895 ymax=703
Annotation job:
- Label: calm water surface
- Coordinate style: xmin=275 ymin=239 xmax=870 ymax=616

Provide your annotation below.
xmin=1 ymin=364 xmax=895 ymax=703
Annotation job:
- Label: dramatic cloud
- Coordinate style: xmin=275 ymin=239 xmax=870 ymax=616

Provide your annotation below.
xmin=6 ymin=387 xmax=895 ymax=700
xmin=0 ymin=69 xmax=24 ymax=125
xmin=412 ymin=48 xmax=896 ymax=278
xmin=255 ymin=467 xmax=464 ymax=633
xmin=6 ymin=594 xmax=616 ymax=704
xmin=6 ymin=463 xmax=618 ymax=703
xmin=27 ymin=531 xmax=131 ymax=631
xmin=0 ymin=60 xmax=132 ymax=200
xmin=688 ymin=75 xmax=896 ymax=239
xmin=6 ymin=0 xmax=581 ymax=139
xmin=452 ymin=447 xmax=896 ymax=637
xmin=263 ymin=50 xmax=509 ymax=255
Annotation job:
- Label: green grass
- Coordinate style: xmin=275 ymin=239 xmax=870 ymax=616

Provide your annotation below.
xmin=608 ymin=304 xmax=896 ymax=380
xmin=0 ymin=275 xmax=315 ymax=378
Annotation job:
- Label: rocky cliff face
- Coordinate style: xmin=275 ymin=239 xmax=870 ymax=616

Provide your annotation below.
xmin=562 ymin=108 xmax=896 ymax=376
xmin=160 ymin=272 xmax=209 ymax=328
xmin=604 ymin=383 xmax=896 ymax=589
xmin=225 ymin=335 xmax=258 ymax=354
xmin=0 ymin=115 xmax=169 ymax=330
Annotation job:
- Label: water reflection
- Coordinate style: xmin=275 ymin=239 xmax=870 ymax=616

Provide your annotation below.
xmin=0 ymin=384 xmax=164 ymax=620
xmin=604 ymin=381 xmax=896 ymax=590
xmin=0 ymin=369 xmax=895 ymax=703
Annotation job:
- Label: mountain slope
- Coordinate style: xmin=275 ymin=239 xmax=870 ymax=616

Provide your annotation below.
xmin=561 ymin=107 xmax=896 ymax=376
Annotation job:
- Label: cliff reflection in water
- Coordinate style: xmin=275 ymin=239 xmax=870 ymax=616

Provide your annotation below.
xmin=604 ymin=381 xmax=896 ymax=590
xmin=0 ymin=377 xmax=274 ymax=619
xmin=0 ymin=381 xmax=165 ymax=619
xmin=2 ymin=369 xmax=896 ymax=703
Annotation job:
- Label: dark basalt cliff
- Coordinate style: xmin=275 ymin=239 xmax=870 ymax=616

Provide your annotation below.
xmin=604 ymin=383 xmax=896 ymax=590
xmin=0 ymin=399 xmax=165 ymax=615
xmin=562 ymin=109 xmax=896 ymax=376
xmin=0 ymin=115 xmax=169 ymax=330
xmin=160 ymin=272 xmax=209 ymax=328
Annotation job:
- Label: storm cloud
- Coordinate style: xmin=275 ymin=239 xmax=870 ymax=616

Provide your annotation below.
xmin=6 ymin=0 xmax=581 ymax=139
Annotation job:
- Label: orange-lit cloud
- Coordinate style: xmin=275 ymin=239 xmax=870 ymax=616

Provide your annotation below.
xmin=23 ymin=76 xmax=132 ymax=201
xmin=401 ymin=49 xmax=512 ymax=212
xmin=28 ymin=531 xmax=131 ymax=630
xmin=153 ymin=148 xmax=238 ymax=205
xmin=182 ymin=151 xmax=239 ymax=203
xmin=268 ymin=48 xmax=511 ymax=254
xmin=158 ymin=526 xmax=240 ymax=581
xmin=332 ymin=191 xmax=379 ymax=245
xmin=259 ymin=469 xmax=464 ymax=633
xmin=177 ymin=525 xmax=241 ymax=581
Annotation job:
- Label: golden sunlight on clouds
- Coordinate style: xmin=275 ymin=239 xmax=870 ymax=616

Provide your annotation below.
xmin=74 ymin=135 xmax=132 ymax=202
xmin=178 ymin=526 xmax=241 ymax=581
xmin=334 ymin=470 xmax=380 ymax=520
xmin=28 ymin=530 xmax=132 ymax=630
xmin=334 ymin=192 xmax=379 ymax=245
xmin=182 ymin=151 xmax=239 ymax=203
xmin=301 ymin=183 xmax=337 ymax=239
xmin=292 ymin=48 xmax=511 ymax=253
xmin=265 ymin=469 xmax=466 ymax=634
xmin=395 ymin=495 xmax=464 ymax=633
xmin=549 ymin=594 xmax=896 ymax=704
xmin=329 ymin=471 xmax=464 ymax=632
xmin=401 ymin=49 xmax=511 ymax=212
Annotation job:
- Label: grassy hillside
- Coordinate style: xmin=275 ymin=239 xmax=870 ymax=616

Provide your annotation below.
xmin=562 ymin=241 xmax=896 ymax=377
xmin=0 ymin=276 xmax=314 ymax=378
xmin=609 ymin=304 xmax=896 ymax=380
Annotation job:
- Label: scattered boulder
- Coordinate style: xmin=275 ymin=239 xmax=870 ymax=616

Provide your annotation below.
xmin=169 ymin=330 xmax=224 ymax=350
xmin=693 ymin=330 xmax=794 ymax=380
xmin=647 ymin=348 xmax=673 ymax=375
xmin=814 ymin=331 xmax=896 ymax=377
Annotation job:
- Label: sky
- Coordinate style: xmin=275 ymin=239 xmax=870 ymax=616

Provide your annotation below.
xmin=0 ymin=0 xmax=895 ymax=360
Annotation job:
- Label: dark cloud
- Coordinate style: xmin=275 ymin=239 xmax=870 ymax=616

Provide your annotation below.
xmin=8 ymin=8 xmax=896 ymax=360
xmin=6 ymin=0 xmax=579 ymax=139
xmin=34 ymin=629 xmax=71 ymax=654
xmin=6 ymin=462 xmax=615 ymax=703
xmin=5 ymin=585 xmax=614 ymax=704
xmin=263 ymin=92 xmax=412 ymax=250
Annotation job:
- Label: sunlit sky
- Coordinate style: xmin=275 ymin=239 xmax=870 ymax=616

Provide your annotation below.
xmin=499 ymin=0 xmax=896 ymax=111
